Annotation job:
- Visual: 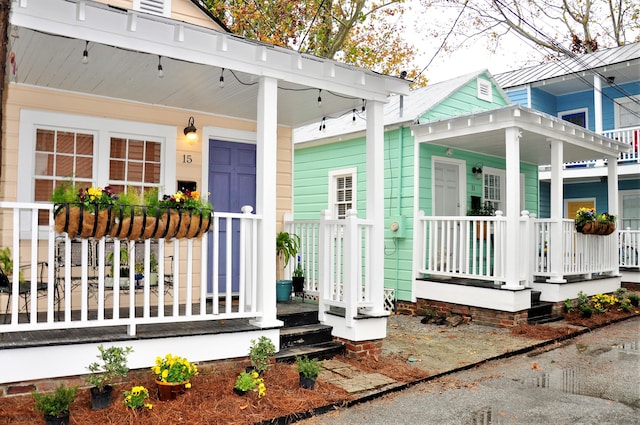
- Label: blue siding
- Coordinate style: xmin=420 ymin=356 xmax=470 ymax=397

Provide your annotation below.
xmin=504 ymin=88 xmax=528 ymax=106
xmin=530 ymin=88 xmax=557 ymax=116
xmin=557 ymin=91 xmax=595 ymax=131
xmin=538 ymin=181 xmax=550 ymax=218
xmin=564 ymin=179 xmax=640 ymax=213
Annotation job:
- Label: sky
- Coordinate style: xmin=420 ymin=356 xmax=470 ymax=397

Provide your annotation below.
xmin=403 ymin=2 xmax=550 ymax=83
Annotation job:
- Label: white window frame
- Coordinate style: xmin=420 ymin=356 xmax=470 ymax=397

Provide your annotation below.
xmin=558 ymin=108 xmax=588 ymax=129
xmin=328 ymin=167 xmax=357 ymax=219
xmin=477 ymin=78 xmax=493 ymax=102
xmin=18 ymin=110 xmax=176 ymax=235
xmin=482 ymin=166 xmax=525 ymax=214
xmin=614 ymin=95 xmax=640 ymax=129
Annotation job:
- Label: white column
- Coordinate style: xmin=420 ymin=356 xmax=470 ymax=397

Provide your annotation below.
xmin=608 ymin=154 xmax=619 ymax=275
xmin=251 ymin=76 xmax=282 ymax=328
xmin=503 ymin=127 xmax=523 ymax=289
xmin=548 ymin=139 xmax=566 ymax=283
xmin=594 ymin=75 xmax=603 ymax=134
xmin=366 ymin=100 xmax=387 ymax=314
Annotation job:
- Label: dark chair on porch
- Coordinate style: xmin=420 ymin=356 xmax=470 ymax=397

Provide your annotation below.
xmin=0 ymin=262 xmax=49 ymax=323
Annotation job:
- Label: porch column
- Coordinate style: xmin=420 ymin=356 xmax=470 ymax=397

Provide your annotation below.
xmin=366 ymin=100 xmax=387 ymax=314
xmin=251 ymin=76 xmax=282 ymax=328
xmin=607 ymin=154 xmax=620 ymax=275
xmin=593 ymin=75 xmax=603 ymax=134
xmin=503 ymin=127 xmax=523 ymax=289
xmin=548 ymin=139 xmax=566 ymax=283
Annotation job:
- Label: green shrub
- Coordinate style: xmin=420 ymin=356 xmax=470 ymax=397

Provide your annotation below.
xmin=296 ymin=356 xmax=323 ymax=380
xmin=32 ymin=384 xmax=77 ymax=417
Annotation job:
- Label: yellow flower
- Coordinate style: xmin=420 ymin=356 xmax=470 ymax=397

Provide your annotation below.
xmin=162 ymin=369 xmax=169 ymax=379
xmin=145 ymin=403 xmax=153 ymax=409
xmin=185 ymin=382 xmax=191 ymax=389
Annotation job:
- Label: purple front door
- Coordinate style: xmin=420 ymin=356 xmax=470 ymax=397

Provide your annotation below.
xmin=208 ymin=140 xmax=256 ymax=293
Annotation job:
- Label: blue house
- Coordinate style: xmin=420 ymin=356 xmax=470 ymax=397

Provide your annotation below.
xmin=495 ymin=42 xmax=640 ymax=282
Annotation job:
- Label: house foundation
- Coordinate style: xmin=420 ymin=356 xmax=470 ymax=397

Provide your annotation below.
xmin=333 ymin=337 xmax=383 ymax=358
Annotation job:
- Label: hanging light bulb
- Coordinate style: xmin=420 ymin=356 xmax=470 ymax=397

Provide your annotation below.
xmin=352 ymin=109 xmax=356 ymax=124
xmin=317 ymin=89 xmax=322 ymax=107
xmin=157 ymin=56 xmax=164 ymax=78
xmin=318 ymin=117 xmax=326 ymax=132
xmin=219 ymin=68 xmax=225 ymax=88
xmin=82 ymin=41 xmax=89 ymax=64
xmin=361 ymin=99 xmax=366 ymax=113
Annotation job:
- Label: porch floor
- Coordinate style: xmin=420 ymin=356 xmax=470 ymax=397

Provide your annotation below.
xmin=0 ymin=299 xmax=318 ymax=350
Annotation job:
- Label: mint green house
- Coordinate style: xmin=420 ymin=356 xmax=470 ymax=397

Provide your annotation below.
xmin=290 ymin=70 xmax=627 ymax=326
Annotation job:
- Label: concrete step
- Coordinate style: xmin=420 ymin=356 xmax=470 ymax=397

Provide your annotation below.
xmin=280 ymin=323 xmax=333 ymax=349
xmin=275 ymin=341 xmax=345 ymax=363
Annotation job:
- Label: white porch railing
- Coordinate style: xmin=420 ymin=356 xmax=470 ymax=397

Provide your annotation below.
xmin=284 ymin=215 xmax=319 ymax=295
xmin=416 ymin=212 xmax=507 ymax=283
xmin=619 ymin=228 xmax=640 ymax=270
xmin=0 ymin=202 xmax=262 ymax=334
xmin=532 ymin=219 xmax=618 ymax=278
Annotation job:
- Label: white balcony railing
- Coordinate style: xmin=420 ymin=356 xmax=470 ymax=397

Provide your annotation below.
xmin=284 ymin=215 xmax=320 ymax=294
xmin=539 ymin=126 xmax=639 ymax=171
xmin=619 ymin=228 xmax=640 ymax=270
xmin=0 ymin=202 xmax=262 ymax=334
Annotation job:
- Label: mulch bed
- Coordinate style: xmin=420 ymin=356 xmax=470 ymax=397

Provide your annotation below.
xmin=0 ymin=354 xmax=431 ymax=425
xmin=510 ymin=308 xmax=639 ymax=340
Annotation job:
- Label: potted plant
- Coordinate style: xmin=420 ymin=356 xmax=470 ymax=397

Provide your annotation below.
xmin=157 ymin=189 xmax=214 ymax=239
xmin=106 ymin=245 xmax=130 ymax=288
xmin=151 ymin=353 xmax=198 ymax=401
xmin=292 ymin=256 xmax=305 ymax=294
xmin=122 ymin=385 xmax=152 ymax=411
xmin=135 ymin=253 xmax=159 ymax=287
xmin=233 ymin=371 xmax=265 ymax=397
xmin=275 ymin=231 xmax=300 ymax=302
xmin=0 ymin=247 xmax=23 ymax=282
xmin=295 ymin=356 xmax=323 ymax=390
xmin=248 ymin=336 xmax=276 ymax=375
xmin=32 ymin=384 xmax=77 ymax=425
xmin=51 ymin=183 xmax=118 ymax=239
xmin=86 ymin=345 xmax=133 ymax=410
xmin=467 ymin=201 xmax=495 ymax=239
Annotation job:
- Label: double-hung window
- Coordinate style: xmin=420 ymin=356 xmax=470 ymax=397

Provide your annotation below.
xmin=328 ymin=168 xmax=357 ymax=219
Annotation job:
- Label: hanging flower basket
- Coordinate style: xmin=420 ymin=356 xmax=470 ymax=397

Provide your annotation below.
xmin=54 ymin=203 xmax=115 ymax=239
xmin=579 ymin=221 xmax=616 ymax=235
xmin=575 ymin=208 xmax=616 ymax=235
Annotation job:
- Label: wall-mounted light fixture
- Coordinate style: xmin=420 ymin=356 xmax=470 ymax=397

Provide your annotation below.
xmin=445 ymin=148 xmax=454 ymax=157
xmin=472 ymin=164 xmax=483 ymax=179
xmin=184 ymin=116 xmax=197 ymax=141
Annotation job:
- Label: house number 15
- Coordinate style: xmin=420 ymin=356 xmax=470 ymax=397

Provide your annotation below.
xmin=182 ymin=155 xmax=193 ymax=163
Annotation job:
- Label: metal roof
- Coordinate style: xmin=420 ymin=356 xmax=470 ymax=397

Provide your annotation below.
xmin=294 ymin=69 xmax=509 ymax=144
xmin=495 ymin=42 xmax=640 ymax=94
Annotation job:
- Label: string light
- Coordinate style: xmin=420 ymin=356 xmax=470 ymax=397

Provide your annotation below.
xmin=157 ymin=56 xmax=164 ymax=78
xmin=318 ymin=117 xmax=326 ymax=132
xmin=219 ymin=68 xmax=225 ymax=88
xmin=352 ymin=109 xmax=356 ymax=124
xmin=82 ymin=41 xmax=89 ymax=64
xmin=317 ymin=89 xmax=322 ymax=107
xmin=361 ymin=99 xmax=366 ymax=113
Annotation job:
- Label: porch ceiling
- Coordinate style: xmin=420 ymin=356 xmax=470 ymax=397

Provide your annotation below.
xmin=9 ymin=0 xmax=409 ymax=128
xmin=411 ymin=105 xmax=631 ymax=164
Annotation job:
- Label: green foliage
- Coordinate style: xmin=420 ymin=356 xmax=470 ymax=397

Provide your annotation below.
xmin=249 ymin=336 xmax=276 ymax=373
xmin=296 ymin=355 xmax=323 ymax=380
xmin=0 ymin=247 xmax=13 ymax=274
xmin=106 ymin=245 xmax=130 ymax=277
xmin=293 ymin=258 xmax=304 ymax=278
xmin=579 ymin=303 xmax=594 ymax=317
xmin=122 ymin=385 xmax=152 ymax=410
xmin=467 ymin=201 xmax=495 ymax=216
xmin=50 ymin=181 xmax=78 ymax=204
xmin=86 ymin=345 xmax=133 ymax=392
xmin=32 ymin=384 xmax=77 ymax=417
xmin=563 ymin=298 xmax=574 ymax=313
xmin=276 ymin=231 xmax=300 ymax=269
xmin=627 ymin=292 xmax=640 ymax=307
xmin=619 ymin=298 xmax=633 ymax=312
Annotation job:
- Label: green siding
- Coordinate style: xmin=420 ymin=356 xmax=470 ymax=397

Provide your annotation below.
xmin=293 ymin=73 xmax=535 ymax=303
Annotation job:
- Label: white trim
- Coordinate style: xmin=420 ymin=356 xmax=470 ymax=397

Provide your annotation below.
xmin=558 ymin=107 xmax=589 ymax=129
xmin=328 ymin=167 xmax=357 ymax=219
xmin=18 ymin=109 xmax=177 ymax=202
xmin=431 ymin=156 xmax=466 ymax=216
xmin=482 ymin=166 xmax=505 ymax=213
xmin=477 ymin=77 xmax=493 ymax=102
xmin=613 ymin=95 xmax=640 ymax=129
xmin=133 ymin=0 xmax=172 ymax=18
xmin=619 ymin=189 xmax=640 ymax=229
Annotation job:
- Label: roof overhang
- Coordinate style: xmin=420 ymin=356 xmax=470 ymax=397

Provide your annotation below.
xmin=411 ymin=105 xmax=631 ymax=165
xmin=9 ymin=0 xmax=410 ymax=127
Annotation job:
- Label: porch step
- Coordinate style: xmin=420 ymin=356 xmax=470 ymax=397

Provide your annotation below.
xmin=277 ymin=308 xmax=319 ymax=327
xmin=280 ymin=323 xmax=334 ymax=349
xmin=527 ymin=301 xmax=562 ymax=324
xmin=275 ymin=341 xmax=345 ymax=363
xmin=531 ymin=290 xmax=542 ymax=304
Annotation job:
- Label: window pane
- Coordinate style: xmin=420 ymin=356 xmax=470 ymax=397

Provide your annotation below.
xmin=110 ymin=160 xmax=125 ymax=180
xmin=35 ymin=152 xmax=53 ymax=175
xmin=76 ymin=157 xmax=93 ymax=178
xmin=36 ymin=129 xmax=55 ymax=151
xmin=144 ymin=163 xmax=161 ymax=183
xmin=57 ymin=132 xmax=75 ymax=153
xmin=129 ymin=140 xmax=145 ymax=160
xmin=146 ymin=142 xmax=161 ymax=162
xmin=55 ymin=155 xmax=74 ymax=177
xmin=110 ymin=138 xmax=127 ymax=159
xmin=76 ymin=134 xmax=94 ymax=155
xmin=34 ymin=179 xmax=53 ymax=202
xmin=127 ymin=162 xmax=143 ymax=182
